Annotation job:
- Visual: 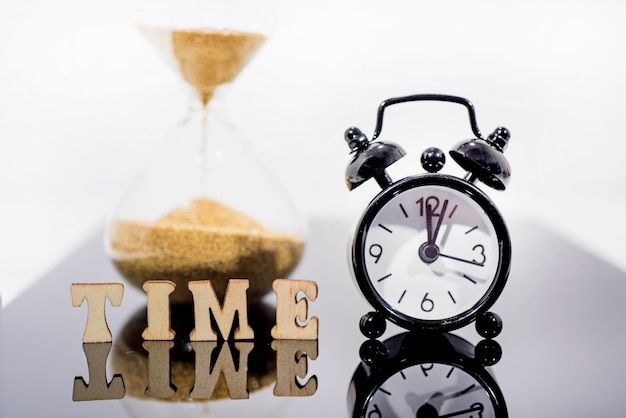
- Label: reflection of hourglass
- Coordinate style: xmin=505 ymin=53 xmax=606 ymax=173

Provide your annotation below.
xmin=110 ymin=304 xmax=282 ymax=417
xmin=105 ymin=7 xmax=305 ymax=304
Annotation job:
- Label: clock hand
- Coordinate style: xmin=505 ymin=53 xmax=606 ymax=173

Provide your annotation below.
xmin=438 ymin=253 xmax=484 ymax=267
xmin=426 ymin=258 xmax=488 ymax=283
xmin=428 ymin=383 xmax=481 ymax=403
xmin=430 ymin=199 xmax=448 ymax=245
xmin=420 ymin=200 xmax=449 ymax=264
xmin=439 ymin=403 xmax=484 ymax=418
xmin=425 ymin=201 xmax=434 ymax=243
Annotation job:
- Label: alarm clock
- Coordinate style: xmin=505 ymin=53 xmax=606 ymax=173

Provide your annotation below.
xmin=348 ymin=331 xmax=508 ymax=418
xmin=344 ymin=94 xmax=512 ymax=337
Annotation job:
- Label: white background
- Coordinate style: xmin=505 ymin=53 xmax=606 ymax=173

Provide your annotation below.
xmin=2 ymin=0 xmax=625 ymax=305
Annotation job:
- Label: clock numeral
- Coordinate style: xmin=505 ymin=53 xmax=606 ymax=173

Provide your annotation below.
xmin=472 ymin=244 xmax=486 ymax=265
xmin=420 ymin=363 xmax=434 ymax=377
xmin=421 ymin=293 xmax=434 ymax=312
xmin=368 ymin=404 xmax=383 ymax=418
xmin=416 ymin=196 xmax=441 ymax=217
xmin=378 ymin=223 xmax=393 ymax=233
xmin=446 ymin=367 xmax=455 ymax=379
xmin=398 ymin=290 xmax=407 ymax=303
xmin=369 ymin=244 xmax=383 ymax=263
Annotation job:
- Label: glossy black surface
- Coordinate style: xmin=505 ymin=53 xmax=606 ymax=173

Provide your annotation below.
xmin=3 ymin=218 xmax=626 ymax=417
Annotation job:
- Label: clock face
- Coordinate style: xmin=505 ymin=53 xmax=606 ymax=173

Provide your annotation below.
xmin=365 ymin=362 xmax=496 ymax=418
xmin=353 ymin=175 xmax=510 ymax=328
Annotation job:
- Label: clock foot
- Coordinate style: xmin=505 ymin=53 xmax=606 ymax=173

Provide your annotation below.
xmin=359 ymin=311 xmax=387 ymax=339
xmin=358 ymin=339 xmax=388 ymax=366
xmin=475 ymin=338 xmax=502 ymax=366
xmin=475 ymin=311 xmax=503 ymax=339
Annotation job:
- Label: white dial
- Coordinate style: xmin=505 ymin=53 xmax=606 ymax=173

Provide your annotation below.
xmin=354 ymin=176 xmax=508 ymax=327
xmin=366 ymin=363 xmax=496 ymax=418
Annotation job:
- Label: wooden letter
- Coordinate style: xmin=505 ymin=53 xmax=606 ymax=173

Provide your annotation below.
xmin=73 ymin=343 xmax=125 ymax=401
xmin=188 ymin=279 xmax=254 ymax=341
xmin=71 ymin=283 xmax=124 ymax=343
xmin=190 ymin=342 xmax=253 ymax=400
xmin=142 ymin=280 xmax=176 ymax=341
xmin=271 ymin=340 xmax=318 ymax=397
xmin=143 ymin=341 xmax=177 ymax=399
xmin=271 ymin=279 xmax=318 ymax=340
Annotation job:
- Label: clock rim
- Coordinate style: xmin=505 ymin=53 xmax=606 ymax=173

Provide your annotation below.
xmin=351 ymin=174 xmax=512 ymax=331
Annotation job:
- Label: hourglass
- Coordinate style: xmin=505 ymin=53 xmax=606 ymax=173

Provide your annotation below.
xmin=105 ymin=9 xmax=305 ymax=305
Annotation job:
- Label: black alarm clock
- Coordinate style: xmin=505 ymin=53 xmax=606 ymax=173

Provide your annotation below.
xmin=348 ymin=331 xmax=508 ymax=418
xmin=344 ymin=94 xmax=512 ymax=338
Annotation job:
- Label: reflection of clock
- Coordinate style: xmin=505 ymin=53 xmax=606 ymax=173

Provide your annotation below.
xmin=344 ymin=94 xmax=512 ymax=336
xmin=348 ymin=332 xmax=508 ymax=418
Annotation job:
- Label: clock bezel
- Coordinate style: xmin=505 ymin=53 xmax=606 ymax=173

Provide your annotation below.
xmin=351 ymin=174 xmax=511 ymax=331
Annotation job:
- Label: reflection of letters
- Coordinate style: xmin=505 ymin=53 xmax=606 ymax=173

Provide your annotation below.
xmin=73 ymin=338 xmax=321 ymax=402
xmin=70 ymin=283 xmax=123 ymax=343
xmin=190 ymin=341 xmax=253 ymax=400
xmin=271 ymin=279 xmax=318 ymax=340
xmin=272 ymin=340 xmax=318 ymax=397
xmin=73 ymin=343 xmax=125 ymax=401
xmin=142 ymin=281 xmax=176 ymax=341
xmin=189 ymin=279 xmax=255 ymax=341
xmin=143 ymin=341 xmax=177 ymax=399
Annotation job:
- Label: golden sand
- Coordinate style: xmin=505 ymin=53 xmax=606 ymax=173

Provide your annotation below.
xmin=171 ymin=29 xmax=266 ymax=105
xmin=110 ymin=199 xmax=303 ymax=304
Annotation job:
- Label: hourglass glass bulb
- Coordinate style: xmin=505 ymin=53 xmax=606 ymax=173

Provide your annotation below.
xmin=105 ymin=22 xmax=304 ymax=304
xmin=139 ymin=25 xmax=266 ymax=106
